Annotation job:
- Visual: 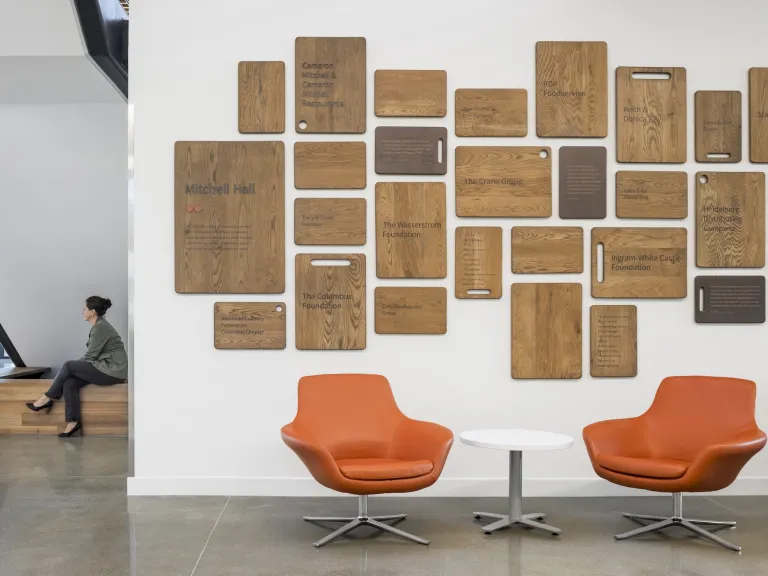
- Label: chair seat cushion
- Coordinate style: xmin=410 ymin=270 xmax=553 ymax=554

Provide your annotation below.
xmin=336 ymin=458 xmax=434 ymax=481
xmin=596 ymin=454 xmax=689 ymax=479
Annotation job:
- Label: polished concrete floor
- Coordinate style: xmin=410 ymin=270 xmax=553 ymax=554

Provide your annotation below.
xmin=1 ymin=436 xmax=767 ymax=576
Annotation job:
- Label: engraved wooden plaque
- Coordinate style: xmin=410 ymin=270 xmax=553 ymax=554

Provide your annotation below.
xmin=238 ymin=61 xmax=285 ymax=133
xmin=455 ymin=146 xmax=551 ymax=217
xmin=375 ymin=127 xmax=447 ymax=175
xmin=295 ymin=254 xmax=365 ymax=350
xmin=374 ymin=70 xmax=447 ymax=117
xmin=512 ymin=227 xmax=583 ymax=274
xmin=214 ymin=302 xmax=286 ymax=349
xmin=455 ymin=89 xmax=527 ymax=137
xmin=749 ymin=68 xmax=768 ymax=163
xmin=616 ymin=171 xmax=687 ymax=219
xmin=175 ymin=141 xmax=284 ymax=294
xmin=591 ymin=228 xmax=687 ymax=298
xmin=375 ymin=182 xmax=446 ymax=278
xmin=695 ymin=91 xmax=741 ymax=163
xmin=695 ymin=276 xmax=766 ymax=324
xmin=559 ymin=146 xmax=606 ymax=219
xmin=616 ymin=67 xmax=687 ymax=163
xmin=455 ymin=227 xmax=502 ymax=299
xmin=590 ymin=305 xmax=637 ymax=377
xmin=512 ymin=283 xmax=582 ymax=379
xmin=696 ymin=172 xmax=765 ymax=268
xmin=374 ymin=287 xmax=447 ymax=334
xmin=294 ymin=142 xmax=366 ymax=189
xmin=295 ymin=37 xmax=366 ymax=134
xmin=294 ymin=198 xmax=366 ymax=246
xmin=535 ymin=41 xmax=608 ymax=138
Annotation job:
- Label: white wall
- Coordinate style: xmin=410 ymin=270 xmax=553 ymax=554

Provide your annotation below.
xmin=0 ymin=104 xmax=128 ymax=374
xmin=129 ymin=0 xmax=768 ymax=496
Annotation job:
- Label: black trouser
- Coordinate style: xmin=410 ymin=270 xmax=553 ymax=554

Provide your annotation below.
xmin=46 ymin=360 xmax=123 ymax=422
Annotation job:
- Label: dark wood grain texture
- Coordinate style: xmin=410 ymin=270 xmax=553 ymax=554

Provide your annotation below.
xmin=749 ymin=68 xmax=768 ymax=163
xmin=174 ymin=141 xmax=284 ymax=294
xmin=695 ymin=91 xmax=741 ymax=163
xmin=616 ymin=171 xmax=688 ymax=219
xmin=512 ymin=226 xmax=583 ymax=274
xmin=375 ymin=127 xmax=447 ymax=175
xmin=590 ymin=305 xmax=637 ymax=377
xmin=511 ymin=283 xmax=582 ymax=379
xmin=559 ymin=146 xmax=606 ymax=219
xmin=455 ymin=227 xmax=502 ymax=299
xmin=455 ymin=89 xmax=527 ymax=137
xmin=294 ymin=142 xmax=366 ymax=189
xmin=214 ymin=302 xmax=286 ymax=349
xmin=0 ymin=367 xmax=48 ymax=379
xmin=374 ymin=287 xmax=447 ymax=334
xmin=375 ymin=70 xmax=447 ymax=117
xmin=238 ymin=61 xmax=285 ymax=133
xmin=294 ymin=198 xmax=366 ymax=246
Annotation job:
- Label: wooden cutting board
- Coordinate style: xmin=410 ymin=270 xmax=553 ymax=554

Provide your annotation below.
xmin=214 ymin=302 xmax=286 ymax=349
xmin=375 ymin=127 xmax=447 ymax=175
xmin=749 ymin=68 xmax=768 ymax=163
xmin=455 ymin=89 xmax=527 ymax=137
xmin=559 ymin=146 xmax=607 ymax=219
xmin=295 ymin=254 xmax=366 ymax=350
xmin=295 ymin=37 xmax=366 ymax=133
xmin=175 ymin=141 xmax=284 ymax=294
xmin=590 ymin=305 xmax=637 ymax=377
xmin=294 ymin=142 xmax=366 ymax=189
xmin=375 ymin=182 xmax=446 ymax=278
xmin=374 ymin=287 xmax=447 ymax=334
xmin=695 ymin=276 xmax=766 ymax=324
xmin=616 ymin=171 xmax=688 ymax=219
xmin=455 ymin=146 xmax=551 ymax=217
xmin=455 ymin=227 xmax=502 ymax=299
xmin=294 ymin=198 xmax=366 ymax=246
xmin=696 ymin=172 xmax=765 ymax=268
xmin=591 ymin=228 xmax=687 ymax=298
xmin=374 ymin=70 xmax=447 ymax=117
xmin=238 ymin=61 xmax=285 ymax=133
xmin=512 ymin=227 xmax=583 ymax=274
xmin=616 ymin=67 xmax=687 ymax=163
xmin=695 ymin=91 xmax=741 ymax=163
xmin=511 ymin=283 xmax=582 ymax=379
xmin=535 ymin=41 xmax=608 ymax=137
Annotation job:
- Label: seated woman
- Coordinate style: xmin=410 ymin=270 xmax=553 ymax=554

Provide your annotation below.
xmin=26 ymin=296 xmax=128 ymax=437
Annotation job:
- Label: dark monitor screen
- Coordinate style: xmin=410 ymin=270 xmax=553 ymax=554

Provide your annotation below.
xmin=0 ymin=323 xmax=25 ymax=367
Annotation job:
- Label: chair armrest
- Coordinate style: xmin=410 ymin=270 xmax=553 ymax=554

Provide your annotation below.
xmin=583 ymin=416 xmax=650 ymax=460
xmin=684 ymin=428 xmax=768 ymax=490
xmin=390 ymin=418 xmax=454 ymax=474
xmin=281 ymin=422 xmax=346 ymax=489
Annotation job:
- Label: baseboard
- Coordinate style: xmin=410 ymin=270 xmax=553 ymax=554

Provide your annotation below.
xmin=127 ymin=476 xmax=768 ymax=497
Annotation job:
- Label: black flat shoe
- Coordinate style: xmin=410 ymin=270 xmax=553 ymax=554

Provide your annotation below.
xmin=26 ymin=400 xmax=53 ymax=413
xmin=58 ymin=421 xmax=82 ymax=438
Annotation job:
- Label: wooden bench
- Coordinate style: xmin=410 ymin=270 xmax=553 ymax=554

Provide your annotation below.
xmin=0 ymin=379 xmax=127 ymax=435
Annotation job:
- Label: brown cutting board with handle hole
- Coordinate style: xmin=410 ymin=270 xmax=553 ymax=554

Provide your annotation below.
xmin=455 ymin=89 xmax=527 ymax=137
xmin=214 ymin=302 xmax=286 ymax=349
xmin=294 ymin=142 xmax=366 ymax=189
xmin=295 ymin=37 xmax=366 ymax=134
xmin=295 ymin=254 xmax=366 ymax=350
xmin=455 ymin=146 xmax=551 ymax=217
xmin=616 ymin=67 xmax=687 ymax=163
xmin=695 ymin=91 xmax=741 ymax=163
xmin=696 ymin=172 xmax=765 ymax=268
xmin=374 ymin=287 xmax=447 ymax=334
xmin=238 ymin=61 xmax=285 ymax=133
xmin=375 ymin=70 xmax=447 ymax=117
xmin=749 ymin=68 xmax=768 ymax=163
xmin=616 ymin=171 xmax=687 ymax=219
xmin=294 ymin=198 xmax=366 ymax=246
xmin=590 ymin=305 xmax=637 ymax=377
xmin=591 ymin=228 xmax=687 ymax=298
xmin=455 ymin=227 xmax=502 ymax=299
xmin=512 ymin=227 xmax=583 ymax=274
xmin=511 ymin=283 xmax=582 ymax=379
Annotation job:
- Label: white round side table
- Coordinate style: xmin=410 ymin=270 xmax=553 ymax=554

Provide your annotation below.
xmin=460 ymin=429 xmax=574 ymax=536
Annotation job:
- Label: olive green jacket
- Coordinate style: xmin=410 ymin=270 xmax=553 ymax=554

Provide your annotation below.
xmin=80 ymin=318 xmax=128 ymax=380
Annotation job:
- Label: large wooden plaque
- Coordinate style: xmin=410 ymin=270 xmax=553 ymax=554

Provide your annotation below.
xmin=535 ymin=41 xmax=608 ymax=138
xmin=375 ymin=127 xmax=447 ymax=175
xmin=455 ymin=227 xmax=502 ymax=299
xmin=374 ymin=287 xmax=447 ymax=334
xmin=695 ymin=91 xmax=741 ymax=163
xmin=294 ymin=198 xmax=366 ymax=246
xmin=511 ymin=283 xmax=582 ymax=379
xmin=696 ymin=172 xmax=765 ymax=268
xmin=749 ymin=68 xmax=768 ymax=163
xmin=295 ymin=37 xmax=366 ymax=134
xmin=512 ymin=227 xmax=583 ymax=274
xmin=374 ymin=70 xmax=447 ymax=117
xmin=590 ymin=305 xmax=637 ymax=377
xmin=375 ymin=182 xmax=446 ymax=278
xmin=294 ymin=142 xmax=366 ymax=189
xmin=295 ymin=254 xmax=365 ymax=350
xmin=592 ymin=228 xmax=687 ymax=298
xmin=616 ymin=171 xmax=687 ymax=219
xmin=238 ymin=61 xmax=285 ymax=133
xmin=695 ymin=276 xmax=766 ymax=324
xmin=175 ymin=141 xmax=284 ymax=294
xmin=214 ymin=302 xmax=286 ymax=349
xmin=455 ymin=146 xmax=551 ymax=217
xmin=559 ymin=146 xmax=606 ymax=219
xmin=616 ymin=67 xmax=687 ymax=163
xmin=455 ymin=89 xmax=528 ymax=137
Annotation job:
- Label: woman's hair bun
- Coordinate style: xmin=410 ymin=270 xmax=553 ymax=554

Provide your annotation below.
xmin=103 ymin=298 xmax=112 ymax=310
xmin=86 ymin=296 xmax=113 ymax=316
